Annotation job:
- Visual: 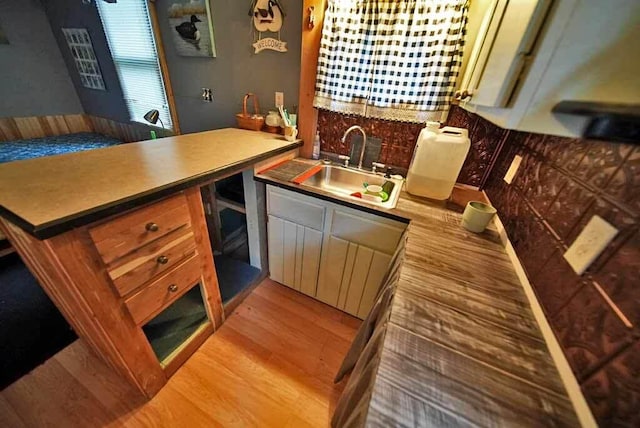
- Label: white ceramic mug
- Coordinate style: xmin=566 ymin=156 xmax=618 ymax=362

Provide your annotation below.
xmin=284 ymin=126 xmax=298 ymax=142
xmin=462 ymin=201 xmax=497 ymax=233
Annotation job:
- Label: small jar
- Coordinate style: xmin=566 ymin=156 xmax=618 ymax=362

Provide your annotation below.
xmin=265 ymin=111 xmax=282 ymax=127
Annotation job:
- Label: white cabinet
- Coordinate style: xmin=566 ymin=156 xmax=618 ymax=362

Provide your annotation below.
xmin=268 ymin=215 xmax=323 ymax=297
xmin=459 ymin=0 xmax=550 ymax=108
xmin=315 ymin=236 xmax=391 ymax=319
xmin=458 ymin=0 xmax=640 ymax=137
xmin=266 ymin=185 xmax=407 ymax=319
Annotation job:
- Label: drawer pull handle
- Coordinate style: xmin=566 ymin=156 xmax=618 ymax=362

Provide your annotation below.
xmin=145 ymin=222 xmax=159 ymax=232
xmin=168 ymin=284 xmax=178 ymax=293
xmin=156 ymin=255 xmax=169 ymax=264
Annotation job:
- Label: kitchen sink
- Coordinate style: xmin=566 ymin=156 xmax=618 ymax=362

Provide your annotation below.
xmin=301 ymin=165 xmax=403 ymax=209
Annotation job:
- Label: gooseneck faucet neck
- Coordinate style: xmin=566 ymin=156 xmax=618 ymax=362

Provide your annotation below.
xmin=340 ymin=125 xmax=368 ymax=170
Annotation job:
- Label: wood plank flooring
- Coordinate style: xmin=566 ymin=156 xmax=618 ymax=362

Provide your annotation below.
xmin=1 ymin=279 xmax=360 ymax=428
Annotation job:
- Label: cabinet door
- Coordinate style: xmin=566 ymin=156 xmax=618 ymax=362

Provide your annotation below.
xmin=267 ymin=215 xmax=322 ymax=297
xmin=461 ymin=0 xmax=550 ymax=107
xmin=316 ymin=235 xmax=391 ymax=319
xmin=268 ymin=215 xmax=285 ymax=284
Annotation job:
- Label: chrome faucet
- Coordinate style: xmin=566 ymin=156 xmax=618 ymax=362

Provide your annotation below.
xmin=340 ymin=125 xmax=367 ymax=170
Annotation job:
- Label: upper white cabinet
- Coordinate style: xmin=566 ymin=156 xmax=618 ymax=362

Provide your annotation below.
xmin=459 ymin=0 xmax=551 ymax=108
xmin=457 ymin=0 xmax=640 ymax=137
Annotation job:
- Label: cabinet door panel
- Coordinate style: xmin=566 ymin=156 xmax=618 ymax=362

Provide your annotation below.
xmin=294 ymin=224 xmax=305 ymax=291
xmin=337 ymin=243 xmax=358 ymax=309
xmin=316 ymin=235 xmax=349 ymax=306
xmin=282 ymin=220 xmax=298 ymax=288
xmin=268 ymin=215 xmax=284 ymax=283
xmin=299 ymin=227 xmax=322 ymax=297
xmin=343 ymin=246 xmax=375 ymax=315
xmin=357 ymin=251 xmax=392 ymax=319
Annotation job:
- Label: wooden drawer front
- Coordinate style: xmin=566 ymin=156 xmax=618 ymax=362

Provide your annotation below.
xmin=125 ymin=254 xmax=202 ymax=326
xmin=267 ymin=186 xmax=325 ymax=231
xmin=90 ymin=193 xmax=191 ymax=264
xmin=107 ymin=229 xmax=197 ymax=297
xmin=330 ymin=210 xmax=404 ymax=255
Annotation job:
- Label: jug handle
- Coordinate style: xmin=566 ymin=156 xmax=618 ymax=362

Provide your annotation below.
xmin=440 ymin=126 xmax=468 ymax=137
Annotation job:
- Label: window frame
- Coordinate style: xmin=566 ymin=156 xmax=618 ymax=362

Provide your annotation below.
xmin=96 ymin=0 xmax=179 ymax=133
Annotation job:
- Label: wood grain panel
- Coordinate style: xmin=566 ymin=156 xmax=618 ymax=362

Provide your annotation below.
xmin=125 ymin=254 xmax=202 ymax=326
xmin=147 ymin=0 xmax=181 ymax=135
xmin=107 ymin=228 xmax=196 ymax=296
xmin=377 ymin=325 xmax=576 ymax=427
xmin=0 ymin=114 xmax=91 ymax=141
xmin=0 ymin=218 xmax=167 ymax=398
xmin=87 ymin=115 xmax=164 ymax=143
xmin=0 ymin=113 xmax=171 ymax=144
xmin=184 ymin=187 xmax=224 ymax=330
xmin=298 ymin=0 xmax=327 ymax=158
xmin=89 ymin=193 xmax=191 ymax=264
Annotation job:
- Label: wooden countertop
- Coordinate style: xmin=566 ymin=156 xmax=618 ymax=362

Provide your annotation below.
xmin=257 ymin=160 xmax=580 ymax=427
xmin=0 ymin=129 xmax=301 ymax=238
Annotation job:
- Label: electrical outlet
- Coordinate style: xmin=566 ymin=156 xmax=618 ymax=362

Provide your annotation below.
xmin=275 ymin=92 xmax=284 ymax=108
xmin=503 ymin=155 xmax=522 ymax=184
xmin=563 ymin=215 xmax=618 ymax=275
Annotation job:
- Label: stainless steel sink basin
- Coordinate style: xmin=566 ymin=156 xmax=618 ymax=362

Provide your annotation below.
xmin=301 ymin=165 xmax=403 ymax=209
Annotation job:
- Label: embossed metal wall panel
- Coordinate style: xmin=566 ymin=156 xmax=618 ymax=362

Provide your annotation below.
xmin=481 ymin=110 xmax=639 ymax=426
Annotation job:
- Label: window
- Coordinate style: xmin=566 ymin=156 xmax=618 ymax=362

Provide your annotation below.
xmin=314 ymin=0 xmax=468 ymax=123
xmin=96 ymin=0 xmax=172 ymax=129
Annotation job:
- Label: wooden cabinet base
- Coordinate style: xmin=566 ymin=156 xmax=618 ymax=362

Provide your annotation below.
xmin=0 ymin=187 xmax=223 ymax=398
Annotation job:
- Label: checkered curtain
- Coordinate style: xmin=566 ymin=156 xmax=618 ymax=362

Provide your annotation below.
xmin=314 ymin=0 xmax=468 ymax=123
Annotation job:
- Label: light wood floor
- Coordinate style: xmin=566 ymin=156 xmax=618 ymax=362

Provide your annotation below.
xmin=1 ymin=279 xmax=361 ymax=428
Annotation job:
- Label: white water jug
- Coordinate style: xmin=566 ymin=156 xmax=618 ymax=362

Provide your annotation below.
xmin=406 ymin=122 xmax=470 ymax=200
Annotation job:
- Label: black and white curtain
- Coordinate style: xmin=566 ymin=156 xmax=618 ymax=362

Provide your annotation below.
xmin=314 ymin=0 xmax=468 ymax=123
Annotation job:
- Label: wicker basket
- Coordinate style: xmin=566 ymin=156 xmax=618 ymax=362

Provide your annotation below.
xmin=236 ymin=93 xmax=265 ymax=131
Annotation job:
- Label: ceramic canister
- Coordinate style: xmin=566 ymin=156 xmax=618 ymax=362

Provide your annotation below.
xmin=462 ymin=201 xmax=497 ymax=233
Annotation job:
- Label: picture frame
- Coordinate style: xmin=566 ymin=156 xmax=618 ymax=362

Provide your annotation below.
xmin=168 ymin=0 xmax=216 ymax=58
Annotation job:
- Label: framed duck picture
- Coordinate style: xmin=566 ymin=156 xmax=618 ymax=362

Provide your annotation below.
xmin=168 ymin=0 xmax=216 ymax=57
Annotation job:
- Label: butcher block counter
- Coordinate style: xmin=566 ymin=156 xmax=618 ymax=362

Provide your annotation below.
xmin=256 ymin=159 xmax=587 ymax=428
xmin=0 ymin=129 xmax=302 ymax=398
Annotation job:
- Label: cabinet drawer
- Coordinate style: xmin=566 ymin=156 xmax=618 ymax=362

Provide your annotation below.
xmin=107 ymin=228 xmax=197 ymax=297
xmin=125 ymin=254 xmax=202 ymax=326
xmin=267 ymin=186 xmax=325 ymax=231
xmin=90 ymin=193 xmax=191 ymax=264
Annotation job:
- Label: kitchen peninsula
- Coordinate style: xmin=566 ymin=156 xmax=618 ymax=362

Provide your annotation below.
xmin=0 ymin=129 xmax=302 ymax=397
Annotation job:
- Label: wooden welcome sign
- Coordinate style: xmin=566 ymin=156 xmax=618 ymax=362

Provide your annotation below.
xmin=249 ymin=0 xmax=288 ymax=53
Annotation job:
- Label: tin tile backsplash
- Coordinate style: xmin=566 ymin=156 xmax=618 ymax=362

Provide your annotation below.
xmin=475 ymin=106 xmax=639 ymax=427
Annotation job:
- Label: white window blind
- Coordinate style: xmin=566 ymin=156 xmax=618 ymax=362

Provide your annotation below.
xmin=96 ymin=0 xmax=172 ymax=129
